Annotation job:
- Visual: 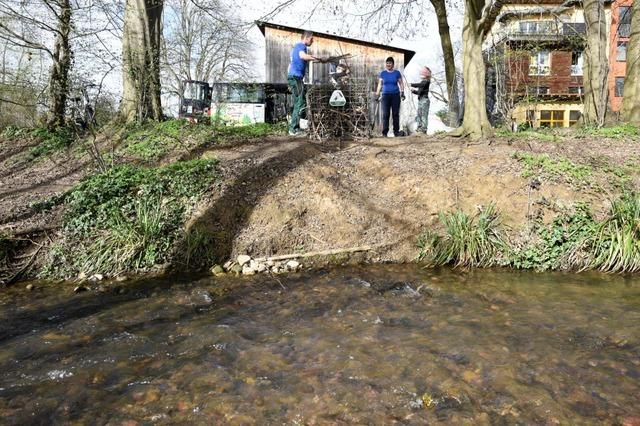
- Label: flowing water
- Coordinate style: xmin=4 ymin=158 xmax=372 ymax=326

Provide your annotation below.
xmin=0 ymin=266 xmax=639 ymax=425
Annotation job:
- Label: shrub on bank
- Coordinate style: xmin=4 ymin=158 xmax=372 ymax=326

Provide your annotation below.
xmin=418 ymin=193 xmax=640 ymax=273
xmin=41 ymin=159 xmax=218 ymax=278
xmin=417 ymin=204 xmax=509 ymax=268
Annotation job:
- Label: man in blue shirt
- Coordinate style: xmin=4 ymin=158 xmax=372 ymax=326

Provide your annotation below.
xmin=375 ymin=56 xmax=406 ymax=137
xmin=287 ymin=31 xmax=326 ymax=136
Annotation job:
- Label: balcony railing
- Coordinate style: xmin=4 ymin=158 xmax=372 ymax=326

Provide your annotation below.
xmin=502 ymin=22 xmax=586 ymax=43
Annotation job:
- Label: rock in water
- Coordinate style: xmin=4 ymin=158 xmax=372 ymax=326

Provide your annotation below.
xmin=210 ymin=265 xmax=225 ymax=276
xmin=26 ymin=284 xmax=35 ymax=291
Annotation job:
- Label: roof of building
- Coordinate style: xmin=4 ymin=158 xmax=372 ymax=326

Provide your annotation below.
xmin=255 ymin=21 xmax=416 ymax=65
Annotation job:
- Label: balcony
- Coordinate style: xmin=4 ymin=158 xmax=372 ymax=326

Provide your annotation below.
xmin=501 ymin=22 xmax=586 ymax=44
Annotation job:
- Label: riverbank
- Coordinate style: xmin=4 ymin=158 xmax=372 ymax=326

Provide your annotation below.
xmin=1 ymin=123 xmax=639 ymax=284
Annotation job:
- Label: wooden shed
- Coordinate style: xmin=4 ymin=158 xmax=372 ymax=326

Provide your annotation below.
xmin=256 ymin=21 xmax=415 ymax=89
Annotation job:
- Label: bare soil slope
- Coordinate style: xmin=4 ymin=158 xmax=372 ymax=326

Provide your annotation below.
xmin=185 ymin=133 xmax=639 ymax=265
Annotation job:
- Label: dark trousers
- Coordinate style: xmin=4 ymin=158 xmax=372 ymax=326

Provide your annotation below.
xmin=381 ymin=92 xmax=401 ymax=136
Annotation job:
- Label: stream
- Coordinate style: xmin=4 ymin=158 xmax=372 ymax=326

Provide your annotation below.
xmin=0 ymin=265 xmax=639 ymax=424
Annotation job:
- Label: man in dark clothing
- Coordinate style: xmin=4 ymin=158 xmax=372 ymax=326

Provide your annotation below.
xmin=411 ymin=66 xmax=431 ymax=134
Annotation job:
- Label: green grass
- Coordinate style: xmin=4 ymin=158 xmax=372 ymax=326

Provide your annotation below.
xmin=28 ymin=127 xmax=76 ymax=159
xmin=496 ymin=128 xmax=560 ymax=142
xmin=417 ymin=204 xmax=508 ymax=268
xmin=182 ymin=226 xmax=217 ymax=269
xmin=577 ymin=124 xmax=638 ymax=139
xmin=212 ymin=122 xmax=286 ymax=140
xmin=580 ymin=193 xmax=640 ymax=273
xmin=121 ymin=119 xmax=286 ymax=163
xmin=418 ymin=194 xmax=640 ymax=273
xmin=41 ymin=158 xmax=218 ymax=278
xmin=78 ymin=195 xmax=173 ymax=276
xmin=123 ymin=119 xmax=200 ymax=162
xmin=513 ymin=152 xmax=593 ymax=185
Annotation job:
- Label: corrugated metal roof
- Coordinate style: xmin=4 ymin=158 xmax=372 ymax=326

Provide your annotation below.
xmin=256 ymin=21 xmax=416 ymax=65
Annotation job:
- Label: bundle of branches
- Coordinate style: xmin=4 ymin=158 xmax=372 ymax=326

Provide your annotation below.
xmin=305 ymin=78 xmax=373 ymax=141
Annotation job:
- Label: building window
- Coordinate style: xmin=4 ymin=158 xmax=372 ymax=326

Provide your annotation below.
xmin=540 ymin=110 xmax=564 ymax=128
xmin=519 ymin=21 xmax=555 ymax=34
xmin=529 ymin=51 xmax=550 ymax=75
xmin=615 ymin=77 xmax=625 ymax=97
xmin=527 ymin=86 xmax=550 ymax=95
xmin=618 ymin=6 xmax=631 ymax=37
xmin=568 ymin=86 xmax=584 ymax=94
xmin=571 ymin=51 xmax=583 ymax=75
xmin=569 ymin=110 xmax=581 ymax=126
xmin=617 ymin=41 xmax=627 ymax=61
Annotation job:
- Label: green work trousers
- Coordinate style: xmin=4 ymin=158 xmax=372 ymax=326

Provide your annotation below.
xmin=288 ymin=76 xmax=306 ymax=133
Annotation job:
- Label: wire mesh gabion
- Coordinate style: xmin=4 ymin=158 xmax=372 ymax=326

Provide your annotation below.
xmin=305 ymin=78 xmax=375 ymax=141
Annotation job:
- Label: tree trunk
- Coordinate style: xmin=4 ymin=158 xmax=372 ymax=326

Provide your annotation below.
xmin=47 ymin=0 xmax=73 ymax=129
xmin=431 ymin=0 xmax=461 ymax=127
xmin=451 ymin=0 xmax=493 ymax=139
xmin=622 ymin=0 xmax=640 ymax=124
xmin=121 ymin=0 xmax=164 ymax=123
xmin=583 ymin=0 xmax=609 ymax=127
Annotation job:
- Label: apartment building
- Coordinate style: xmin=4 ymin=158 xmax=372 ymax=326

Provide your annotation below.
xmin=484 ymin=0 xmax=588 ymax=129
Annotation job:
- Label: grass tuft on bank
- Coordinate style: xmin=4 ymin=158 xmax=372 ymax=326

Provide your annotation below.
xmin=418 ymin=204 xmax=509 ymax=268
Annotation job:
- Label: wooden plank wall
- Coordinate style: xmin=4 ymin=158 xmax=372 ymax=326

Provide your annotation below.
xmin=265 ymin=27 xmax=407 ymax=91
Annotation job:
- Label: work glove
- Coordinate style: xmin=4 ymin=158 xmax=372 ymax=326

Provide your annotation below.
xmin=401 ymin=92 xmax=406 ymax=101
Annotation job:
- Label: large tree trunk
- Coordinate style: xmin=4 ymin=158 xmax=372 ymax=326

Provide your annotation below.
xmin=451 ymin=0 xmax=493 ymax=139
xmin=583 ymin=0 xmax=609 ymax=127
xmin=431 ymin=0 xmax=461 ymax=127
xmin=47 ymin=0 xmax=73 ymax=129
xmin=121 ymin=0 xmax=164 ymax=123
xmin=622 ymin=0 xmax=640 ymax=124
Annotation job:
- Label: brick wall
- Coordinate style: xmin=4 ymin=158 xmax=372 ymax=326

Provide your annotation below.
xmin=609 ymin=0 xmax=633 ymax=112
xmin=505 ymin=47 xmax=584 ymax=95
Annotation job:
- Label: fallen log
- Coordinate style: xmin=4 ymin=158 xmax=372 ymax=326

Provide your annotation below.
xmin=254 ymin=245 xmax=372 ymax=262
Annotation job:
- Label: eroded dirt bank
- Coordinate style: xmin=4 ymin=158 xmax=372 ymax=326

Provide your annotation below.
xmin=184 ymin=133 xmax=638 ymax=267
